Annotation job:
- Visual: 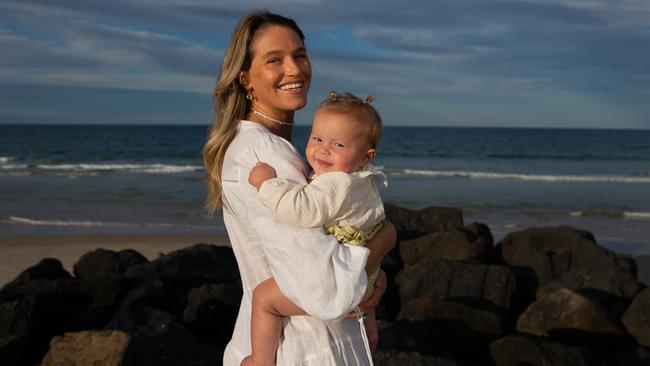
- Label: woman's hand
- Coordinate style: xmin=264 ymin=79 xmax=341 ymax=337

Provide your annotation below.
xmin=357 ymin=269 xmax=387 ymax=313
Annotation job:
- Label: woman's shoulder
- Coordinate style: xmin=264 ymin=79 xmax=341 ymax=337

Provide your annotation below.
xmin=230 ymin=121 xmax=297 ymax=156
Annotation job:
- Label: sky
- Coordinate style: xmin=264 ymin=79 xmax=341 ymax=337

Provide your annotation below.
xmin=1 ymin=0 xmax=649 ymax=129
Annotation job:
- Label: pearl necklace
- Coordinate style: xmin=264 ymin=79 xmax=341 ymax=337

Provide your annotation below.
xmin=251 ymin=108 xmax=294 ymax=126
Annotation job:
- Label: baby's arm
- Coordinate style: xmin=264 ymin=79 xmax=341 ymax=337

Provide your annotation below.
xmin=248 ymin=162 xmax=277 ymax=191
xmin=254 ymin=171 xmax=351 ymax=229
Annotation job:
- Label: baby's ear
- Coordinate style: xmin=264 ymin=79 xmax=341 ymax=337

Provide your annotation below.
xmin=362 ymin=148 xmax=376 ymax=165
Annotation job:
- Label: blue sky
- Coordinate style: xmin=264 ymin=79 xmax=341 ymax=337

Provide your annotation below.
xmin=1 ymin=0 xmax=649 ymax=129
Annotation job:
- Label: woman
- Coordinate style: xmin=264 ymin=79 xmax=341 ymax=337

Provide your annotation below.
xmin=203 ymin=11 xmax=395 ymax=365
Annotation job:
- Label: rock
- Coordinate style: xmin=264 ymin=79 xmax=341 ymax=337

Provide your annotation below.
xmin=397 ymin=260 xmax=516 ymax=309
xmin=1 ymin=258 xmax=72 ymax=293
xmin=124 ymin=244 xmax=239 ymax=285
xmin=0 ymin=278 xmax=125 ymax=309
xmin=107 ymin=302 xmax=218 ymax=366
xmin=41 ymin=330 xmax=130 ymax=366
xmin=384 ymin=204 xmax=464 ymax=240
xmin=600 ymin=344 xmax=650 ymax=366
xmin=399 ymin=229 xmax=492 ymax=266
xmin=464 ymin=222 xmax=494 ymax=249
xmin=374 ymin=350 xmax=465 ymax=366
xmin=489 ymin=333 xmax=603 ymax=366
xmin=537 ymin=256 xmax=642 ymax=318
xmin=74 ymin=248 xmax=147 ymax=279
xmin=636 ymin=255 xmax=650 ymax=286
xmin=516 ymin=288 xmax=627 ymax=347
xmin=496 ymin=226 xmax=636 ymax=310
xmin=0 ymin=294 xmax=73 ymax=366
xmin=377 ymin=320 xmax=425 ymax=354
xmin=183 ymin=283 xmax=241 ymax=342
xmin=396 ymin=260 xmax=516 ymax=351
xmin=537 ymin=257 xmax=641 ymax=301
xmin=622 ymin=287 xmax=650 ymax=348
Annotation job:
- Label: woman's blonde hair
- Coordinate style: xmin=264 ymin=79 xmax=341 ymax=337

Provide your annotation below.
xmin=202 ymin=11 xmax=305 ymax=212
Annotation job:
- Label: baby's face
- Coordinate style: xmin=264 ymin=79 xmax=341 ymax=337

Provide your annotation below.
xmin=306 ymin=109 xmax=375 ymax=176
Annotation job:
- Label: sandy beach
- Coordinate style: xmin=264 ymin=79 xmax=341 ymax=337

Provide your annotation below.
xmin=0 ymin=234 xmax=230 ymax=287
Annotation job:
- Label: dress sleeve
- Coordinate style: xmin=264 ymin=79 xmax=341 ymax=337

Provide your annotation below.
xmin=257 ymin=173 xmax=351 ymax=228
xmin=236 ymin=134 xmax=368 ymax=320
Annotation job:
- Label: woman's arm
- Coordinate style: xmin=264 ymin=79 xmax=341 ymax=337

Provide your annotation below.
xmin=364 ymin=220 xmax=396 ymax=276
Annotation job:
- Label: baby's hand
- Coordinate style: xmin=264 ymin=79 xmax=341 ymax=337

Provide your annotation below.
xmin=248 ymin=162 xmax=277 ymax=191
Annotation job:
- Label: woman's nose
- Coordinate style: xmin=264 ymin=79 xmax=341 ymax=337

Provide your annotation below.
xmin=284 ymin=57 xmax=300 ymax=76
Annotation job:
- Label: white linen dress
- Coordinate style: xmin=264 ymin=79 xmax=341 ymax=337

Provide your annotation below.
xmin=221 ymin=120 xmax=372 ymax=366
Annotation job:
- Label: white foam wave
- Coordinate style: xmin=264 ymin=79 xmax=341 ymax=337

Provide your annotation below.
xmin=0 ymin=156 xmax=15 ymax=163
xmin=396 ymin=169 xmax=650 ymax=183
xmin=36 ymin=163 xmax=203 ymax=174
xmin=4 ymin=216 xmax=180 ymax=228
xmin=0 ymin=164 xmax=28 ymax=170
xmin=624 ymin=212 xmax=650 ymax=220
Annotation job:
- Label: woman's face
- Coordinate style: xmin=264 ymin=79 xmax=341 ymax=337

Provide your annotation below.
xmin=241 ymin=25 xmax=312 ymax=119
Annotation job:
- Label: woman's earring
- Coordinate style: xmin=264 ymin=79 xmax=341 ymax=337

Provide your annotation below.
xmin=246 ymin=92 xmax=253 ymax=101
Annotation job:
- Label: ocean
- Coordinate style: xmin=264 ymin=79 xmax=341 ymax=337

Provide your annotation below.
xmin=1 ymin=125 xmax=649 ymax=254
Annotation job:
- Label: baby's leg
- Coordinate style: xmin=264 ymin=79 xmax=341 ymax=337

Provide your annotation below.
xmin=363 ymin=308 xmax=378 ymax=352
xmin=241 ymin=277 xmax=306 ymax=366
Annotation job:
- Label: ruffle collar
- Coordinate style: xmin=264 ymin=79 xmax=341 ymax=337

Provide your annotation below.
xmin=352 ymin=164 xmax=388 ymax=187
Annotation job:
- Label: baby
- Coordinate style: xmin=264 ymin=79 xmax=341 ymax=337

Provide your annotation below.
xmin=243 ymin=92 xmax=386 ymax=366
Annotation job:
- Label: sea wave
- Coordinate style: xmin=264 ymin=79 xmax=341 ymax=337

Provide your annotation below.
xmin=0 ymin=164 xmax=28 ymax=170
xmin=393 ymin=169 xmax=650 ymax=183
xmin=35 ymin=163 xmax=203 ymax=174
xmin=567 ymin=210 xmax=650 ymax=221
xmin=485 ymin=153 xmax=647 ymax=161
xmin=0 ymin=156 xmax=15 ymax=163
xmin=3 ymin=216 xmax=190 ymax=228
xmin=624 ymin=212 xmax=650 ymax=221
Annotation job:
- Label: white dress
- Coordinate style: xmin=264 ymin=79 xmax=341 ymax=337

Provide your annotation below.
xmin=221 ymin=120 xmax=372 ymax=366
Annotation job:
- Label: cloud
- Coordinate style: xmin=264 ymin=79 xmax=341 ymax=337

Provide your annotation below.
xmin=1 ymin=0 xmax=649 ymax=128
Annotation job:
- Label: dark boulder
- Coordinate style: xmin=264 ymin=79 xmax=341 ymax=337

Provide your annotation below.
xmin=396 ymin=260 xmax=516 ymax=352
xmin=490 ymin=333 xmax=603 ymax=366
xmin=537 ymin=256 xmax=643 ymax=319
xmin=397 ymin=260 xmax=515 ymax=309
xmin=374 ymin=350 xmax=465 ymax=366
xmin=516 ymin=288 xmax=627 ymax=347
xmin=0 ymin=294 xmax=73 ymax=366
xmin=124 ymin=244 xmax=239 ymax=285
xmin=537 ymin=256 xmax=641 ymax=301
xmin=599 ymin=344 xmax=650 ymax=366
xmin=399 ymin=228 xmax=493 ymax=266
xmin=622 ymin=287 xmax=650 ymax=348
xmin=183 ymin=283 xmax=241 ymax=342
xmin=496 ymin=226 xmax=636 ymax=311
xmin=74 ymin=248 xmax=147 ymax=279
xmin=41 ymin=330 xmax=130 ymax=366
xmin=384 ymin=204 xmax=464 ymax=240
xmin=1 ymin=258 xmax=72 ymax=294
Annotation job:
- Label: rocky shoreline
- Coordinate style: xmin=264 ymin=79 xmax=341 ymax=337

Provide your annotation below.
xmin=1 ymin=204 xmax=649 ymax=365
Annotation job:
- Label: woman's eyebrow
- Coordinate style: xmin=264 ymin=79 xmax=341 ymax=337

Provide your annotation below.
xmin=261 ymin=47 xmax=307 ymax=58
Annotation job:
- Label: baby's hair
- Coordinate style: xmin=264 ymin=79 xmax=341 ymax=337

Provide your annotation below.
xmin=318 ymin=91 xmax=383 ymax=148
